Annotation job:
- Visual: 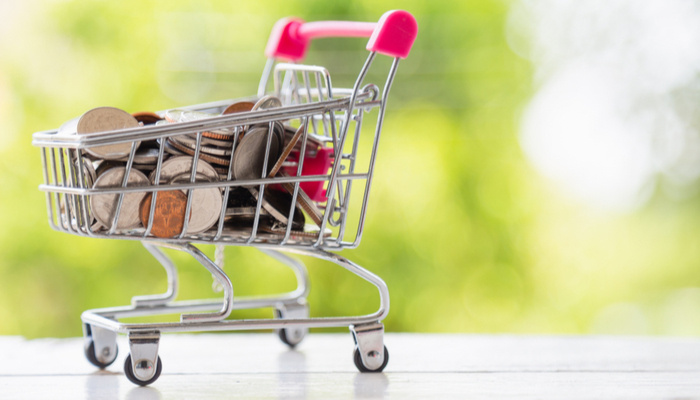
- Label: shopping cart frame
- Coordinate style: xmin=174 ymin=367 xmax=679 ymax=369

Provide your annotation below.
xmin=32 ymin=10 xmax=417 ymax=385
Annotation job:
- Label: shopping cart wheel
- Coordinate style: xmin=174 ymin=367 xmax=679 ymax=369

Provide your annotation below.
xmin=83 ymin=323 xmax=118 ymax=369
xmin=124 ymin=354 xmax=162 ymax=386
xmin=353 ymin=346 xmax=389 ymax=373
xmin=277 ymin=326 xmax=305 ymax=348
xmin=84 ymin=341 xmax=118 ymax=369
xmin=274 ymin=302 xmax=309 ymax=348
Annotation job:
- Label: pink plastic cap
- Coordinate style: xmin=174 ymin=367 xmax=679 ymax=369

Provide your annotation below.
xmin=265 ymin=10 xmax=418 ymax=61
xmin=366 ymin=10 xmax=418 ymax=59
xmin=265 ymin=17 xmax=307 ymax=61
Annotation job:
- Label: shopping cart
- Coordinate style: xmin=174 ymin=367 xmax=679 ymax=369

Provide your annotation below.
xmin=32 ymin=10 xmax=417 ymax=386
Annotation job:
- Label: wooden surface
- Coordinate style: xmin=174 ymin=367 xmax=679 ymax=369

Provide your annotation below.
xmin=1 ymin=333 xmax=700 ymax=399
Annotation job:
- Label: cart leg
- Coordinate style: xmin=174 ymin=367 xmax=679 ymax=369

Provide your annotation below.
xmin=156 ymin=243 xmax=234 ymax=323
xmin=124 ymin=331 xmax=162 ymax=386
xmin=260 ymin=249 xmax=310 ymax=300
xmin=83 ymin=323 xmax=118 ymax=369
xmin=351 ymin=322 xmax=388 ymax=372
xmin=280 ymin=248 xmax=390 ymax=371
xmin=130 ymin=242 xmax=179 ymax=308
xmin=260 ymin=249 xmax=311 ymax=347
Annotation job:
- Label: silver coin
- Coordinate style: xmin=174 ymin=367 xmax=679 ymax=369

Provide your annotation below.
xmin=248 ymin=187 xmax=304 ymax=230
xmin=249 ymin=121 xmax=285 ymax=152
xmin=58 ymin=116 xmax=80 ymax=136
xmin=164 ymin=109 xmax=233 ymax=136
xmin=170 ymin=136 xmax=233 ymax=157
xmin=186 ymin=134 xmax=236 ymax=148
xmin=149 ymin=156 xmax=219 ymax=186
xmin=225 ymin=207 xmax=270 ymax=217
xmin=232 ymin=127 xmax=282 ymax=184
xmin=265 ymin=223 xmax=332 ymax=239
xmin=116 ymin=147 xmax=164 ymax=165
xmin=251 ymin=95 xmax=282 ymax=111
xmin=95 ymin=160 xmax=125 ymax=177
xmin=171 ymin=172 xmax=222 ymax=234
xmin=76 ymin=107 xmax=141 ymax=160
xmin=90 ymin=167 xmax=149 ymax=230
xmin=73 ymin=158 xmax=97 ymax=189
xmin=162 ymin=138 xmax=187 ymax=156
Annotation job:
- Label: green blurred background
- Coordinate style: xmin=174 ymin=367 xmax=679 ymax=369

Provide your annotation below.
xmin=1 ymin=0 xmax=700 ymax=338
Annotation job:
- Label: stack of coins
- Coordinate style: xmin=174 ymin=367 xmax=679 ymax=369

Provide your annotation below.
xmin=61 ymin=96 xmax=329 ymax=240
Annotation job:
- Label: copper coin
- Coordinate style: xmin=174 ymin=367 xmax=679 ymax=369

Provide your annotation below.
xmin=140 ymin=190 xmax=189 ymax=238
xmin=132 ymin=111 xmax=163 ymax=125
xmin=222 ymin=101 xmax=255 ymax=115
xmin=203 ymin=131 xmax=239 ymax=141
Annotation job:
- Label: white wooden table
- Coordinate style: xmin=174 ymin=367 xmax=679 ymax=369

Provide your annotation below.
xmin=1 ymin=334 xmax=699 ymax=399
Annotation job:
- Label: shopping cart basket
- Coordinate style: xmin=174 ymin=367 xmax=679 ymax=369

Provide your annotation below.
xmin=32 ymin=10 xmax=417 ymax=386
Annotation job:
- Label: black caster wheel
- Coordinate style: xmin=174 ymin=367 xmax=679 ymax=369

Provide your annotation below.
xmin=278 ymin=329 xmax=298 ymax=349
xmin=274 ymin=309 xmax=306 ymax=349
xmin=353 ymin=345 xmax=389 ymax=373
xmin=84 ymin=341 xmax=118 ymax=369
xmin=124 ymin=354 xmax=162 ymax=386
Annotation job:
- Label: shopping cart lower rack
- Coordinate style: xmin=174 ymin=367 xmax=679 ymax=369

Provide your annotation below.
xmin=32 ymin=10 xmax=417 ymax=386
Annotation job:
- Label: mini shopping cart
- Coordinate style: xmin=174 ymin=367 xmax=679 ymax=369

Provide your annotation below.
xmin=32 ymin=10 xmax=417 ymax=386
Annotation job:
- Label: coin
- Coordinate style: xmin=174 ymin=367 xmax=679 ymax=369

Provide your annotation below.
xmin=277 ymin=170 xmax=324 ymax=227
xmin=248 ymin=187 xmax=305 ymax=230
xmin=185 ymin=134 xmax=236 ymax=148
xmin=77 ymin=107 xmax=141 ymax=160
xmin=162 ymin=138 xmax=187 ymax=156
xmin=168 ymin=136 xmax=233 ymax=157
xmin=222 ymin=101 xmax=255 ymax=115
xmin=251 ymin=95 xmax=282 ymax=111
xmin=269 ymin=124 xmax=305 ymax=178
xmin=166 ymin=138 xmax=232 ymax=166
xmin=226 ymin=186 xmax=258 ymax=207
xmin=284 ymin=124 xmax=322 ymax=157
xmin=249 ymin=121 xmax=285 ymax=151
xmin=232 ymin=126 xmax=282 ymax=183
xmin=73 ymin=158 xmax=97 ymax=189
xmin=140 ymin=190 xmax=189 ymax=238
xmin=264 ymin=223 xmax=332 ymax=239
xmin=225 ymin=207 xmax=271 ymax=217
xmin=95 ymin=160 xmax=125 ymax=177
xmin=164 ymin=109 xmax=234 ymax=140
xmin=171 ymin=172 xmax=222 ymax=234
xmin=90 ymin=167 xmax=149 ymax=230
xmin=132 ymin=111 xmax=163 ymax=125
xmin=58 ymin=116 xmax=80 ymax=136
xmin=116 ymin=147 xmax=164 ymax=165
xmin=149 ymin=156 xmax=219 ymax=186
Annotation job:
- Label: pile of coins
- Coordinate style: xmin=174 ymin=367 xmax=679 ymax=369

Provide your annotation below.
xmin=59 ymin=96 xmax=328 ymax=239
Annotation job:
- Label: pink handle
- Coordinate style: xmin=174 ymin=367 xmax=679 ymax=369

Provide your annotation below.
xmin=265 ymin=10 xmax=417 ymax=61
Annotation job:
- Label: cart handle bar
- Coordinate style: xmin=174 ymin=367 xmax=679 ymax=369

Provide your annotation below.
xmin=265 ymin=10 xmax=417 ymax=61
